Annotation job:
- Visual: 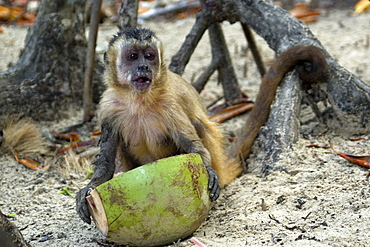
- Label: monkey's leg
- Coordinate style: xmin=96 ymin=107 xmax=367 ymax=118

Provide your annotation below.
xmin=76 ymin=122 xmax=117 ymax=224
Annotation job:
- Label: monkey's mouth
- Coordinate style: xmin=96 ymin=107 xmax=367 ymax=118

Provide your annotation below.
xmin=132 ymin=77 xmax=152 ymax=93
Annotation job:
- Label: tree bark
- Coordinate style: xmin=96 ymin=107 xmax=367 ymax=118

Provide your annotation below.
xmin=229 ymin=0 xmax=370 ymax=172
xmin=118 ymin=0 xmax=138 ymax=30
xmin=167 ymin=0 xmax=370 ymax=173
xmin=170 ymin=0 xmax=370 ymax=172
xmin=169 ymin=0 xmax=239 ymax=75
xmin=234 ymin=0 xmax=370 ymax=135
xmin=241 ymin=23 xmax=266 ymax=77
xmin=169 ymin=5 xmax=212 ymax=75
xmin=0 ymin=210 xmax=30 ymax=247
xmin=83 ymin=0 xmax=102 ymax=123
xmin=252 ymin=71 xmax=303 ymax=174
xmin=208 ymin=23 xmax=243 ymax=104
xmin=170 ymin=0 xmax=370 ymax=134
xmin=0 ymin=0 xmax=103 ymax=121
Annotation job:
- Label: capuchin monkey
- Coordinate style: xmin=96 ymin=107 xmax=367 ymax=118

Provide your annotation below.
xmin=76 ymin=28 xmax=239 ymax=224
xmin=76 ymin=27 xmax=328 ymax=224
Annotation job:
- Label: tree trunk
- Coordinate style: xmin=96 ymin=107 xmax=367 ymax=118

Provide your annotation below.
xmin=169 ymin=0 xmax=370 ymax=173
xmin=83 ymin=0 xmax=103 ymax=123
xmin=235 ymin=0 xmax=370 ymax=134
xmin=251 ymin=71 xmax=303 ymax=174
xmin=118 ymin=0 xmax=138 ymax=29
xmin=208 ymin=23 xmax=243 ymax=104
xmin=0 ymin=209 xmax=30 ymax=247
xmin=0 ymin=0 xmax=103 ymax=121
xmin=229 ymin=0 xmax=370 ymax=172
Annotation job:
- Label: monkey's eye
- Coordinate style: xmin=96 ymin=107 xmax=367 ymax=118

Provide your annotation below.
xmin=127 ymin=53 xmax=138 ymax=60
xmin=144 ymin=52 xmax=155 ymax=61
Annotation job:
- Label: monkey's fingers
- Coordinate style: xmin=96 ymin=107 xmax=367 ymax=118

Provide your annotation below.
xmin=76 ymin=187 xmax=93 ymax=224
xmin=206 ymin=166 xmax=220 ymax=201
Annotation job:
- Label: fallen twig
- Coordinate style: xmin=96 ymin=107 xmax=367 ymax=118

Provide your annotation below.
xmin=139 ymin=0 xmax=200 ymax=20
xmin=190 ymin=237 xmax=208 ymax=247
xmin=329 ymin=142 xmax=370 ymax=169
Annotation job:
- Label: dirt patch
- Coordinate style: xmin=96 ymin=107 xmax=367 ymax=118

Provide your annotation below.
xmin=0 ymin=8 xmax=370 ymax=247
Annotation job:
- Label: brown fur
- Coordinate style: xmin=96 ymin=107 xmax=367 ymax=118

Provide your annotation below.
xmin=98 ymin=28 xmax=239 ymax=187
xmin=99 ymin=29 xmax=328 ymax=188
xmin=99 ymin=64 xmax=234 ymax=186
xmin=228 ymin=45 xmax=328 ymax=172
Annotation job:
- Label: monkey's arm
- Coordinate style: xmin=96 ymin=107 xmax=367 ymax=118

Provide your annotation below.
xmin=176 ymin=128 xmax=220 ymax=201
xmin=76 ymin=122 xmax=117 ymax=224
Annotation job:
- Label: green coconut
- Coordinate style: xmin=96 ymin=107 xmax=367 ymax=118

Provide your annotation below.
xmin=86 ymin=153 xmax=212 ymax=246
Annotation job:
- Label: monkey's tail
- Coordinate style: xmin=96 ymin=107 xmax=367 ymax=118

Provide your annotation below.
xmin=205 ymin=121 xmax=244 ymax=187
xmin=218 ymin=157 xmax=244 ymax=187
xmin=274 ymin=45 xmax=328 ymax=84
xmin=225 ymin=46 xmax=328 ymax=185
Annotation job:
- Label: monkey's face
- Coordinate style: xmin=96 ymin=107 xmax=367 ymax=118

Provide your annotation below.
xmin=117 ymin=45 xmax=160 ymax=94
xmin=105 ymin=28 xmax=165 ymax=94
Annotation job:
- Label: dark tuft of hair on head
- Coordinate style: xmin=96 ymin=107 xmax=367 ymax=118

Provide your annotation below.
xmin=109 ymin=28 xmax=157 ymax=46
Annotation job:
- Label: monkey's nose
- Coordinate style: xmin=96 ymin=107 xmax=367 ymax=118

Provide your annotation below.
xmin=137 ymin=64 xmax=149 ymax=72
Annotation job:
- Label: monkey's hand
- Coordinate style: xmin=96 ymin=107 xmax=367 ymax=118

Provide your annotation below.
xmin=75 ymin=122 xmax=117 ymax=224
xmin=206 ymin=166 xmax=220 ymax=201
xmin=76 ymin=186 xmax=94 ymax=224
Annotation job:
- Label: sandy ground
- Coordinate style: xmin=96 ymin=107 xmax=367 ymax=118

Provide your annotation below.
xmin=1 ymin=6 xmax=370 ymax=247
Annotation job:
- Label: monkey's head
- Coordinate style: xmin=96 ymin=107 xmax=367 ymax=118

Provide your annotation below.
xmin=104 ymin=28 xmax=165 ymax=94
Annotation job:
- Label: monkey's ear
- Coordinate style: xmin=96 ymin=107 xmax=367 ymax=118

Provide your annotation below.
xmin=104 ymin=52 xmax=109 ymax=66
